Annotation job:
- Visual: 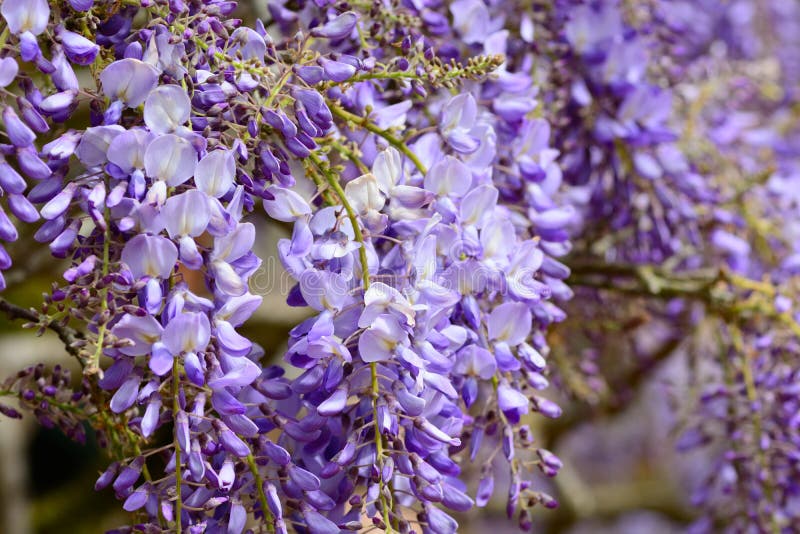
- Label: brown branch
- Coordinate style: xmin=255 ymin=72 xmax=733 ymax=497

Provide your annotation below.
xmin=568 ymin=261 xmax=720 ymax=300
xmin=0 ymin=297 xmax=84 ymax=359
xmin=568 ymin=260 xmax=800 ymax=338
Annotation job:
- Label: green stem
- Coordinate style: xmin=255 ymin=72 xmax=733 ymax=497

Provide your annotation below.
xmin=264 ymin=67 xmax=293 ymax=109
xmin=172 ymin=358 xmax=183 ymax=533
xmin=329 ymin=140 xmax=370 ymax=174
xmin=309 ymin=152 xmax=371 ymax=290
xmin=303 ymin=160 xmax=338 ymax=207
xmin=349 ymin=70 xmax=430 ymax=83
xmin=329 ymin=104 xmax=428 ymax=175
xmin=247 ymin=454 xmax=275 ymax=533
xmin=491 ymin=375 xmax=521 ymax=486
xmin=88 ymin=217 xmax=111 ymax=374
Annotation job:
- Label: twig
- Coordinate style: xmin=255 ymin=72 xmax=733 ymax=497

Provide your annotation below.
xmin=329 ymin=103 xmax=428 ymax=175
xmin=567 ymin=260 xmax=800 ymax=337
xmin=0 ymin=297 xmax=84 ymax=359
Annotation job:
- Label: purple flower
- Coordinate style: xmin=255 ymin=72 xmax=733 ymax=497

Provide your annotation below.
xmin=533 ymin=396 xmax=562 ymax=419
xmin=144 ymin=85 xmax=191 ymax=134
xmin=8 ymin=194 xmax=39 ymax=223
xmin=122 ymin=485 xmax=149 ymax=512
xmin=143 ymin=134 xmax=198 ymax=186
xmin=0 ymin=0 xmax=698 ymax=529
xmin=460 ymin=184 xmax=498 ymax=227
xmin=207 ymin=355 xmax=260 ymax=388
xmin=294 ymin=65 xmax=325 ymax=84
xmin=19 ymin=31 xmax=42 ymax=63
xmin=69 ymin=0 xmax=93 ymax=11
xmin=441 ymin=94 xmax=479 ymax=153
xmin=216 ymin=421 xmax=250 ymax=457
xmin=3 ymin=107 xmax=36 ymax=147
xmin=141 ymin=396 xmax=162 ymax=438
xmin=424 ymin=156 xmax=472 ymax=198
xmin=497 ymin=383 xmax=529 ymax=417
xmin=358 ymin=314 xmax=408 ymax=363
xmin=56 ymin=26 xmax=99 ymax=65
xmin=100 ymin=59 xmax=159 ymax=107
xmin=0 ymin=57 xmax=19 ymax=88
xmin=161 ymin=190 xmax=211 ymax=268
xmin=359 ymin=282 xmax=415 ymax=327
xmin=161 ymin=190 xmax=211 ymax=239
xmin=75 ymin=125 xmax=125 ymax=167
xmin=111 ymin=314 xmax=164 ymax=357
xmin=1 ymin=0 xmax=49 ymax=35
xmin=229 ymin=27 xmax=266 ymax=60
xmin=710 ymin=230 xmax=749 ymax=275
xmin=0 ymin=207 xmax=19 ymax=242
xmin=370 ymin=101 xmax=412 ymax=130
xmin=345 ymin=173 xmax=386 ymax=229
xmin=107 ymin=129 xmax=153 ymax=174
xmin=301 ymin=504 xmax=340 ymax=534
xmin=317 ymin=386 xmax=348 ymax=416
xmin=195 ymin=150 xmax=235 ymax=198
xmin=0 ymin=158 xmax=27 ymax=194
xmin=564 ymin=3 xmax=622 ymax=56
xmin=209 ymin=222 xmax=257 ymax=296
xmin=110 ymin=375 xmax=141 ymax=413
xmin=425 ymin=504 xmax=458 ymax=534
xmin=38 ymin=90 xmax=77 ymax=115
xmin=488 ymin=303 xmax=531 ymax=346
xmin=476 ymin=475 xmax=494 ymax=507
xmin=263 ymin=186 xmax=311 ymax=222
xmin=40 ymin=183 xmax=77 ymax=220
xmin=454 ymin=345 xmax=496 ymax=380
xmin=121 ymin=234 xmax=178 ymax=280
xmin=227 ymin=502 xmax=247 ymax=534
xmin=318 ymin=56 xmax=356 ymax=82
xmin=162 ymin=312 xmax=211 ymax=355
xmin=16 ymin=145 xmax=51 ymax=180
xmin=51 ymin=45 xmax=79 ymax=91
xmin=95 ymin=463 xmax=118 ymax=491
xmin=310 ymin=11 xmax=358 ymax=40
